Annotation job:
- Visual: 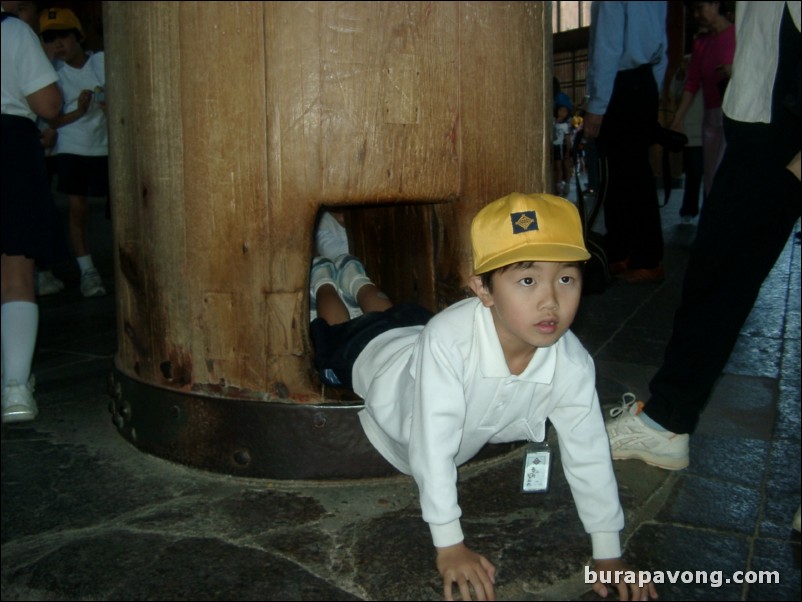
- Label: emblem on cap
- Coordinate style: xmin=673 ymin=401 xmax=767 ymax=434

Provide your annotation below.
xmin=511 ymin=211 xmax=538 ymax=234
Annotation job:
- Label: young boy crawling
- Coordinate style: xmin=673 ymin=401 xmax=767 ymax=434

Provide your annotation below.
xmin=309 ymin=193 xmax=657 ymax=601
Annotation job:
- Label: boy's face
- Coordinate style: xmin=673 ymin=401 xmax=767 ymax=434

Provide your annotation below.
xmin=43 ymin=30 xmax=82 ymax=64
xmin=470 ymin=261 xmax=582 ymax=358
xmin=557 ymin=106 xmax=569 ymax=121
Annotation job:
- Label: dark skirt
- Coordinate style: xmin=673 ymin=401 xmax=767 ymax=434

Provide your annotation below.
xmin=1 ymin=114 xmax=63 ymax=264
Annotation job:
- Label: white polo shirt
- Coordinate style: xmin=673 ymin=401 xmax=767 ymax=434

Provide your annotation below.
xmin=52 ymin=52 xmax=107 ymax=156
xmin=354 ymin=297 xmax=624 ymax=560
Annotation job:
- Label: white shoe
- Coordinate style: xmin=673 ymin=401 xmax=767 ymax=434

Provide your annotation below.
xmin=2 ymin=378 xmax=38 ymax=423
xmin=309 ymin=257 xmax=337 ymax=311
xmin=334 ymin=254 xmax=372 ymax=306
xmin=36 ymin=271 xmax=65 ymax=296
xmin=605 ymin=392 xmax=689 ymax=470
xmin=80 ymin=268 xmax=107 ymax=298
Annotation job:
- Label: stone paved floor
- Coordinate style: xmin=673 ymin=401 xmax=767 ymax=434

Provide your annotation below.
xmin=2 ymin=189 xmax=800 ymax=601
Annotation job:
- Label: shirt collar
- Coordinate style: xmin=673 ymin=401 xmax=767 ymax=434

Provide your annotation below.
xmin=475 ymin=302 xmax=557 ymax=384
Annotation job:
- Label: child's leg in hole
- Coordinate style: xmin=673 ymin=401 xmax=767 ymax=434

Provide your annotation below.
xmin=316 ymin=283 xmax=350 ymax=325
xmin=356 ymin=283 xmax=393 ymax=314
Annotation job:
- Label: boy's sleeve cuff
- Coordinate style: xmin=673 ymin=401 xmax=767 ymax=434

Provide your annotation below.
xmin=591 ymin=532 xmax=622 ymax=560
xmin=429 ymin=520 xmax=464 ymax=548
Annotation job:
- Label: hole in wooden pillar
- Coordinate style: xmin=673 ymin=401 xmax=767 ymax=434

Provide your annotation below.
xmin=309 ymin=202 xmax=467 ymax=395
xmin=315 ymin=202 xmax=466 ymax=311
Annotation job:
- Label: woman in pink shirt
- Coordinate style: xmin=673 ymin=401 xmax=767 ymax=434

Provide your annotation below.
xmin=670 ymin=1 xmax=735 ymax=197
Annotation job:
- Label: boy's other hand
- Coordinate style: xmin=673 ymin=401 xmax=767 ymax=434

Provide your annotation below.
xmin=436 ymin=542 xmax=496 ymax=601
xmin=591 ymin=558 xmax=658 ymax=601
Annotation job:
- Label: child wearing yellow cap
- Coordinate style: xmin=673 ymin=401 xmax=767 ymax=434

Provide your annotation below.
xmin=310 ymin=192 xmax=656 ymax=601
xmin=39 ymin=7 xmax=108 ymax=298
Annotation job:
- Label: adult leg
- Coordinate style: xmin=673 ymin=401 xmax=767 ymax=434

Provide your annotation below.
xmin=701 ymin=107 xmax=726 ymax=197
xmin=597 ymin=66 xmax=663 ymax=270
xmin=552 ymin=158 xmax=563 ymax=195
xmin=646 ymin=118 xmax=801 ymax=434
xmin=562 ymin=150 xmax=572 ymax=195
xmin=680 ymin=146 xmax=703 ymax=217
xmin=585 ymin=139 xmax=600 ymax=194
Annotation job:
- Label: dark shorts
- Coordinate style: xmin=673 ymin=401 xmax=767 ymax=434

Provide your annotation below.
xmin=1 ymin=115 xmax=61 ymax=262
xmin=57 ymin=154 xmax=109 ymax=197
xmin=311 ymin=303 xmax=433 ymax=389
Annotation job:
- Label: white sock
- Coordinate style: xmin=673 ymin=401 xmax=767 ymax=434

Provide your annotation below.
xmin=1 ymin=302 xmax=39 ymax=388
xmin=335 ymin=255 xmax=372 ymax=302
xmin=76 ymin=255 xmax=95 ymax=274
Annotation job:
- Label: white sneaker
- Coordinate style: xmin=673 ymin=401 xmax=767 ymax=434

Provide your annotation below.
xmin=80 ymin=268 xmax=107 ymax=298
xmin=2 ymin=378 xmax=38 ymax=423
xmin=605 ymin=392 xmax=689 ymax=470
xmin=309 ymin=257 xmax=337 ymax=310
xmin=36 ymin=271 xmax=65 ymax=296
xmin=334 ymin=254 xmax=372 ymax=306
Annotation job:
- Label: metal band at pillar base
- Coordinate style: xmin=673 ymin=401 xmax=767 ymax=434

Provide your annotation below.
xmin=108 ymin=369 xmax=522 ymax=480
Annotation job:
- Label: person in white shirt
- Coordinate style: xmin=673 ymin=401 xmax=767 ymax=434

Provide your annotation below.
xmin=583 ymin=1 xmax=669 ymax=284
xmin=606 ymin=2 xmax=800 ymax=479
xmin=40 ymin=7 xmax=108 ymax=298
xmin=2 ymin=5 xmax=62 ymax=422
xmin=311 ymin=193 xmax=657 ymax=601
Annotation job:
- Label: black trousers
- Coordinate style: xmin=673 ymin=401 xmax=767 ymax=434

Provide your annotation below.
xmin=680 ymin=146 xmax=703 ymax=218
xmin=595 ymin=64 xmax=663 ymax=269
xmin=646 ymin=6 xmax=801 ymax=434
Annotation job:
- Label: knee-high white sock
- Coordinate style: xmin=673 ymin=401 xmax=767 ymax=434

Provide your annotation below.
xmin=1 ymin=302 xmax=39 ymax=388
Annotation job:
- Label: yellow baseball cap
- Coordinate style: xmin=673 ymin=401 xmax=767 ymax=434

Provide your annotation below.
xmin=40 ymin=7 xmax=83 ymax=36
xmin=471 ymin=192 xmax=590 ymax=274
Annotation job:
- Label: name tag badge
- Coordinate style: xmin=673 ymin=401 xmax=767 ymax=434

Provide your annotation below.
xmin=521 ymin=442 xmax=552 ymax=493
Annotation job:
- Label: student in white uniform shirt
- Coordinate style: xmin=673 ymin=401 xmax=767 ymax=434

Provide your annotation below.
xmin=2 ymin=4 xmax=62 ymax=423
xmin=40 ymin=7 xmax=108 ymax=298
xmin=309 ymin=192 xmax=657 ymax=601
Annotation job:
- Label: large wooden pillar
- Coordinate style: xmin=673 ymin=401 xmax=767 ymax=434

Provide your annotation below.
xmin=104 ymin=1 xmax=551 ymax=478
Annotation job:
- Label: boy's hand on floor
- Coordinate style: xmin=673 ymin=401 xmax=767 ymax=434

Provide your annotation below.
xmin=436 ymin=542 xmax=496 ymax=601
xmin=592 ymin=558 xmax=658 ymax=601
